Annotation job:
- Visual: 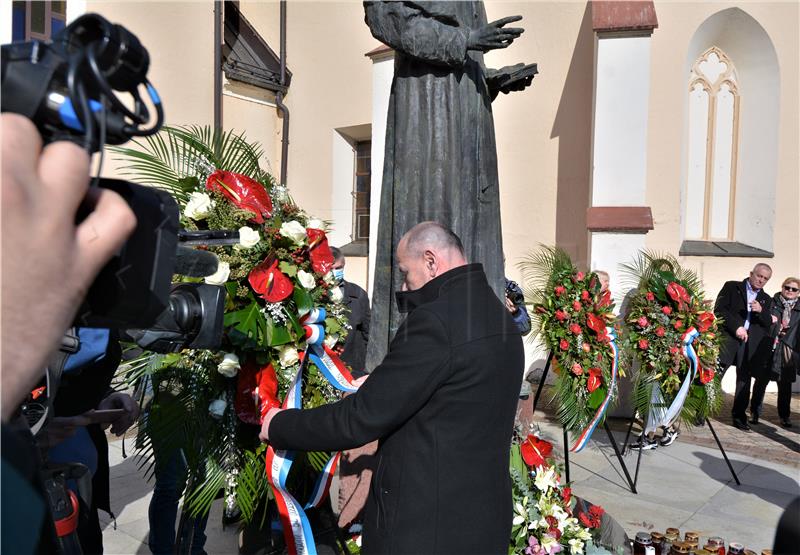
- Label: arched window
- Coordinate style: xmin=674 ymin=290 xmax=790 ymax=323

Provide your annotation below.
xmin=685 ymin=47 xmax=740 ymax=241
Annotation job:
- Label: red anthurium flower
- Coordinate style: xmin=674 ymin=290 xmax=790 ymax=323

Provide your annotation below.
xmin=586 ymin=313 xmax=605 ymax=334
xmin=206 ymin=170 xmax=273 ymax=224
xmin=662 ymin=305 xmax=672 ymax=315
xmin=249 ymin=257 xmax=294 ymax=302
xmin=569 ymin=323 xmax=582 ymax=335
xmin=637 ymin=316 xmax=649 ymax=328
xmin=306 ymin=228 xmax=335 ymax=274
xmin=572 ymin=301 xmax=582 ymax=312
xmin=554 ymin=285 xmax=566 ymax=296
xmin=235 ymin=360 xmax=280 ymax=425
xmin=521 ymin=435 xmax=553 ymax=468
xmin=638 ymin=338 xmax=649 ymax=350
xmin=699 ymin=366 xmax=715 ymax=384
xmin=697 ymin=311 xmax=715 ymax=333
xmin=571 ymin=363 xmax=583 ymax=375
xmin=587 ymin=369 xmax=602 ymax=392
xmin=666 ymin=281 xmax=691 ymax=310
xmin=597 ymin=289 xmax=612 ymax=308
xmin=560 ymin=338 xmax=569 ymax=350
xmin=655 ymin=326 xmax=666 ymax=337
xmin=645 ymin=291 xmax=655 ymax=301
xmin=555 ymin=309 xmax=568 ymax=321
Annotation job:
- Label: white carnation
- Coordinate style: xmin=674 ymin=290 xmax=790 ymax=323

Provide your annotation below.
xmin=217 ymin=353 xmax=240 ymax=377
xmin=208 ymin=398 xmax=227 ymax=419
xmin=279 ymin=220 xmax=307 ymax=244
xmin=297 ymin=269 xmax=316 ymax=290
xmin=278 ymin=346 xmax=299 ymax=368
xmin=330 ymin=286 xmax=344 ymax=303
xmin=204 ymin=261 xmax=230 ymax=285
xmin=235 ymin=226 xmax=260 ymax=249
xmin=184 ymin=192 xmax=214 ymax=220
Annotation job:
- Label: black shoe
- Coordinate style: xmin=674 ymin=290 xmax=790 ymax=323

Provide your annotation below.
xmin=781 ymin=419 xmax=793 ymax=428
xmin=733 ymin=419 xmax=752 ymax=432
xmin=749 ymin=414 xmax=759 ymax=425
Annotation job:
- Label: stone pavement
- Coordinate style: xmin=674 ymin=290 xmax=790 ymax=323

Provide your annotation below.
xmin=99 ymin=390 xmax=800 ymax=554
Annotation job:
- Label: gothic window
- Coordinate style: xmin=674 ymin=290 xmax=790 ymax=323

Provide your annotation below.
xmin=684 ymin=47 xmax=740 ymax=241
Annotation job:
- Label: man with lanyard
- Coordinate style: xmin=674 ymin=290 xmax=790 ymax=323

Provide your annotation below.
xmin=714 ymin=263 xmax=774 ymax=431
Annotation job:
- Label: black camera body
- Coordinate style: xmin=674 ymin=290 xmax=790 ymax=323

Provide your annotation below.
xmin=2 ymin=14 xmax=226 ymax=352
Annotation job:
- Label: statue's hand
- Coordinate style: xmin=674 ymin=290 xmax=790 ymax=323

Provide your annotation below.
xmin=486 ymin=63 xmax=537 ymax=100
xmin=468 ymin=16 xmax=524 ymax=52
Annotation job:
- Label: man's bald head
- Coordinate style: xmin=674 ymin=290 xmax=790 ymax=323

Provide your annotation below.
xmin=396 ymin=222 xmax=467 ymax=291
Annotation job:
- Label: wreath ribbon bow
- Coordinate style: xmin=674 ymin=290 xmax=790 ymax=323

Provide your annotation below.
xmin=265 ymin=306 xmax=360 ymax=555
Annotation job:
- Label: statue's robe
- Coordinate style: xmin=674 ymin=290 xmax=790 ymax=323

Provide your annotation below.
xmin=364 ymin=1 xmax=505 ymax=370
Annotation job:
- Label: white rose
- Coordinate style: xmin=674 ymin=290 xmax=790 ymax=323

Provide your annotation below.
xmin=184 ymin=192 xmax=214 ymax=220
xmin=234 ymin=226 xmax=260 ymax=250
xmin=204 ymin=261 xmax=230 ymax=285
xmin=330 ymin=286 xmax=344 ymax=303
xmin=279 ymin=220 xmax=307 ymax=244
xmin=208 ymin=398 xmax=227 ymax=419
xmin=217 ymin=353 xmax=240 ymax=377
xmin=306 ymin=218 xmax=326 ymax=231
xmin=297 ymin=269 xmax=316 ymax=290
xmin=278 ymin=346 xmax=299 ymax=368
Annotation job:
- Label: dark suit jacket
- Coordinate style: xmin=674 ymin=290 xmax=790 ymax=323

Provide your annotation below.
xmin=714 ymin=279 xmax=773 ymax=373
xmin=270 ymin=264 xmax=524 ymax=554
xmin=340 ymin=281 xmax=371 ymax=378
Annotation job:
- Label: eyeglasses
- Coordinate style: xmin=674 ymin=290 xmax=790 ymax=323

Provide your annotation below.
xmin=784 ymin=286 xmax=799 ymax=292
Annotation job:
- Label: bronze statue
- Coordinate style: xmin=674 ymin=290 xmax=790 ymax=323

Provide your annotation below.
xmin=364 ymin=1 xmax=536 ymax=369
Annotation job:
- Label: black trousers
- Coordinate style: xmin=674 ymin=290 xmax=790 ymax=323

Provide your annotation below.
xmin=723 ymin=342 xmax=752 ymax=421
xmin=751 ymin=375 xmax=793 ymax=420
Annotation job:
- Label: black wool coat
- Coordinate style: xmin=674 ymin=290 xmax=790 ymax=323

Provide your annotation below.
xmin=270 ymin=264 xmax=524 ymax=554
xmin=340 ymin=280 xmax=371 ymax=378
xmin=752 ymin=292 xmax=800 ymax=383
xmin=713 ymin=279 xmax=773 ymax=372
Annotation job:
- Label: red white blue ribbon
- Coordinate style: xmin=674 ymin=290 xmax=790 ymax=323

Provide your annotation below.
xmin=644 ymin=326 xmax=700 ymax=434
xmin=266 ymin=306 xmax=361 ymax=554
xmin=570 ymin=326 xmax=618 ymax=452
xmin=265 ymin=367 xmax=316 ymax=555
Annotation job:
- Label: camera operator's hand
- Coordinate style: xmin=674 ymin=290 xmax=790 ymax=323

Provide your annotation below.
xmin=1 ymin=114 xmax=137 ymax=420
xmin=96 ymin=392 xmax=140 ymax=436
xmin=37 ymin=415 xmax=94 ymax=449
xmin=505 ymin=296 xmax=519 ymax=314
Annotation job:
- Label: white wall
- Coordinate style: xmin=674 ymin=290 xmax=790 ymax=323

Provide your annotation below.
xmin=328 ymin=130 xmax=356 ymax=249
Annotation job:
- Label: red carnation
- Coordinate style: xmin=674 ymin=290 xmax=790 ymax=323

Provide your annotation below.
xmin=569 ymin=323 xmax=582 ymax=335
xmin=554 ymin=285 xmax=566 ymax=296
xmin=638 ymin=338 xmax=649 ymax=350
xmin=697 ymin=311 xmax=715 ymax=333
xmin=699 ymin=366 xmax=715 ymax=384
xmin=572 ymin=301 xmax=583 ymax=312
xmin=637 ymin=316 xmax=649 ymax=328
xmin=655 ymin=326 xmax=666 ymax=337
xmin=520 ymin=435 xmax=553 ymax=468
xmin=581 ymin=290 xmax=590 ymax=301
xmin=575 ymin=271 xmax=585 ymax=281
xmin=670 ymin=346 xmax=680 ymax=355
xmin=206 ymin=170 xmax=273 ymax=224
xmin=645 ymin=291 xmax=655 ymax=301
xmin=582 ymin=343 xmax=591 ymax=353
xmin=579 ymin=512 xmax=593 ymax=528
xmin=589 ymin=505 xmax=605 ymax=519
xmin=674 ymin=320 xmax=684 ymax=330
xmin=571 ymin=363 xmax=583 ymax=375
xmin=555 ymin=309 xmax=568 ymax=321
xmin=561 ymin=486 xmax=572 ymax=505
xmin=560 ymin=339 xmax=569 ymax=350
xmin=662 ymin=306 xmax=672 ymax=315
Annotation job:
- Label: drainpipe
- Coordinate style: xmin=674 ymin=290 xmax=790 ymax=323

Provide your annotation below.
xmin=276 ymin=0 xmax=290 ymax=185
xmin=213 ymin=0 xmax=222 ymax=131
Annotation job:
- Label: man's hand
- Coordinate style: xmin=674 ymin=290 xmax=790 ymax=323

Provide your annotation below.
xmin=38 ymin=415 xmax=94 ymax=449
xmin=749 ymin=300 xmax=763 ymax=313
xmin=1 ymin=114 xmax=136 ymax=420
xmin=259 ymin=407 xmax=283 ymax=443
xmin=505 ymin=296 xmax=519 ymax=314
xmin=735 ymin=326 xmax=748 ymax=342
xmin=468 ymin=16 xmax=524 ymax=52
xmin=96 ymin=392 xmax=140 ymax=436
